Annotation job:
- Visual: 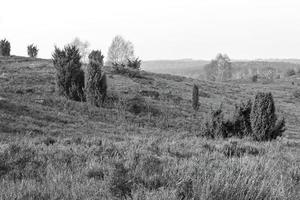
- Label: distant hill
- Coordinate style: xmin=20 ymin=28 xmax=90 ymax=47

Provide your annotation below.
xmin=254 ymin=58 xmax=300 ymax=64
xmin=142 ymin=59 xmax=300 ymax=80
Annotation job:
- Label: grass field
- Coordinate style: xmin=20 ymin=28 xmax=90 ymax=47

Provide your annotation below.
xmin=0 ymin=56 xmax=299 ymax=199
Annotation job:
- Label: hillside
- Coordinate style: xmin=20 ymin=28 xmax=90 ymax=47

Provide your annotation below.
xmin=142 ymin=59 xmax=209 ymax=79
xmin=0 ymin=57 xmax=299 ymax=199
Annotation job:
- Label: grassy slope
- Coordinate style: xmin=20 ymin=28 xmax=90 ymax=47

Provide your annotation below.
xmin=142 ymin=59 xmax=209 ymax=79
xmin=0 ymin=57 xmax=299 ymax=199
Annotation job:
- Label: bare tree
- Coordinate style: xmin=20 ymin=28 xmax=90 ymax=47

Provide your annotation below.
xmin=107 ymin=35 xmax=135 ymax=65
xmin=70 ymin=37 xmax=90 ymax=63
xmin=204 ymin=53 xmax=232 ymax=81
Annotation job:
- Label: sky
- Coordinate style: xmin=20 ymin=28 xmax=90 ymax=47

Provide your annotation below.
xmin=1 ymin=0 xmax=300 ymax=60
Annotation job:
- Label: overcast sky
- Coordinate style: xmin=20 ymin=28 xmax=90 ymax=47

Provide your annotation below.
xmin=1 ymin=0 xmax=300 ymax=60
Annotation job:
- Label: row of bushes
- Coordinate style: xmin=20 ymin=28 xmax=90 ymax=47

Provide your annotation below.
xmin=0 ymin=39 xmax=38 ymax=58
xmin=52 ymin=44 xmax=143 ymax=105
xmin=52 ymin=45 xmax=107 ymax=105
xmin=200 ymin=92 xmax=285 ymax=141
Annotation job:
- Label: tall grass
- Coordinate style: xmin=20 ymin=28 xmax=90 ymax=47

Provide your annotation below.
xmin=0 ymin=136 xmax=298 ymax=200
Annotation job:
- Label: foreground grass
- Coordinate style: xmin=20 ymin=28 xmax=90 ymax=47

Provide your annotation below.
xmin=0 ymin=135 xmax=299 ymax=200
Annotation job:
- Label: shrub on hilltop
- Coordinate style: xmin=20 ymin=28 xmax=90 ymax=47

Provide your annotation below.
xmin=27 ymin=44 xmax=38 ymax=58
xmin=52 ymin=45 xmax=85 ymax=101
xmin=127 ymin=58 xmax=141 ymax=70
xmin=112 ymin=62 xmax=143 ymax=78
xmin=0 ymin=39 xmax=11 ymax=56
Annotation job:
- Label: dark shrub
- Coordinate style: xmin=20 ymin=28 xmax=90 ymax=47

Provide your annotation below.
xmin=52 ymin=45 xmax=85 ymax=101
xmin=201 ymin=106 xmax=228 ymax=139
xmin=229 ymin=100 xmax=252 ymax=138
xmin=43 ymin=137 xmax=56 ymax=146
xmin=88 ymin=50 xmax=104 ymax=66
xmin=270 ymin=116 xmax=286 ymax=140
xmin=200 ymin=93 xmax=285 ymax=141
xmin=27 ymin=44 xmax=38 ymax=58
xmin=292 ymin=89 xmax=300 ymax=99
xmin=192 ymin=84 xmax=199 ymax=111
xmin=127 ymin=58 xmax=141 ymax=70
xmin=251 ymin=75 xmax=258 ymax=82
xmin=0 ymin=39 xmax=11 ymax=56
xmin=285 ymin=69 xmax=296 ymax=77
xmin=86 ymin=50 xmax=107 ymax=106
xmin=250 ymin=92 xmax=285 ymax=141
xmin=112 ymin=62 xmax=142 ymax=78
xmin=125 ymin=95 xmax=147 ymax=115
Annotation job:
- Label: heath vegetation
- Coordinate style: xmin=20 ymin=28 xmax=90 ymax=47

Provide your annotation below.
xmin=0 ymin=38 xmax=299 ymax=200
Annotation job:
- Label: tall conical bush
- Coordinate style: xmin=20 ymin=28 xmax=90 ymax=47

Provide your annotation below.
xmin=192 ymin=84 xmax=199 ymax=111
xmin=250 ymin=92 xmax=284 ymax=141
xmin=86 ymin=50 xmax=107 ymax=106
xmin=52 ymin=45 xmax=85 ymax=101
